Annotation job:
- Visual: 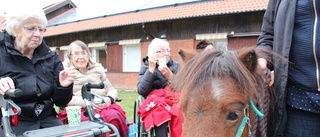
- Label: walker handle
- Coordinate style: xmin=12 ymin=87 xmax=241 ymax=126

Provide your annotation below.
xmin=5 ymin=89 xmax=23 ymax=98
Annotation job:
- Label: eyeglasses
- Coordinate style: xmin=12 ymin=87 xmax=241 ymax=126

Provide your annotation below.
xmin=155 ymin=50 xmax=171 ymax=54
xmin=23 ymin=25 xmax=47 ymax=34
xmin=71 ymin=51 xmax=88 ymax=57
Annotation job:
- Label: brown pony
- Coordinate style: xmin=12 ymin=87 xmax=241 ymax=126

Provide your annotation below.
xmin=171 ymin=48 xmax=272 ymax=137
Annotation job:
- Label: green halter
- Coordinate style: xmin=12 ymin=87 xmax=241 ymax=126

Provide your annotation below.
xmin=235 ymin=99 xmax=264 ymax=137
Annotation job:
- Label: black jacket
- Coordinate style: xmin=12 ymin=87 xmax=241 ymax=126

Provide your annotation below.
xmin=257 ymin=0 xmax=295 ymax=136
xmin=137 ymin=56 xmax=180 ymax=98
xmin=0 ymin=30 xmax=73 ymax=121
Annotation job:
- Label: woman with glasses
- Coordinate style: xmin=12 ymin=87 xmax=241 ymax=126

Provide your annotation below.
xmin=0 ymin=6 xmax=76 ymax=136
xmin=137 ymin=38 xmax=182 ymax=137
xmin=137 ymin=38 xmax=180 ymax=98
xmin=59 ymin=40 xmax=129 ymax=137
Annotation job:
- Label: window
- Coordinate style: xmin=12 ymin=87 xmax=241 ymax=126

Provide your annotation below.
xmin=105 ymin=39 xmax=141 ymax=72
xmin=91 ymin=48 xmax=107 ymax=68
xmin=119 ymin=39 xmax=141 ymax=72
xmin=89 ymin=42 xmax=107 ymax=68
xmin=123 ymin=44 xmax=141 ymax=72
xmin=212 ymin=40 xmax=228 ymax=51
xmin=58 ymin=45 xmax=69 ymax=61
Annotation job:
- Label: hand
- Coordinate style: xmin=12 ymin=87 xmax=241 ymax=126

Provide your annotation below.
xmin=269 ymin=71 xmax=274 ymax=86
xmin=159 ymin=65 xmax=173 ymax=79
xmin=99 ymin=97 xmax=111 ymax=108
xmin=0 ymin=77 xmax=15 ymax=95
xmin=91 ymin=102 xmax=102 ymax=112
xmin=91 ymin=97 xmax=111 ymax=112
xmin=148 ymin=56 xmax=158 ymax=73
xmin=59 ymin=67 xmax=77 ymax=87
xmin=258 ymin=58 xmax=274 ymax=86
xmin=258 ymin=58 xmax=268 ymax=75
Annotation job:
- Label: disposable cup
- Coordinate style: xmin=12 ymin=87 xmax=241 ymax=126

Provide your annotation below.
xmin=66 ymin=106 xmax=81 ymax=126
xmin=158 ymin=58 xmax=166 ymax=66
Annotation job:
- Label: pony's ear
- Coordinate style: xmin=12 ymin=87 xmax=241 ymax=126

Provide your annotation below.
xmin=238 ymin=48 xmax=258 ymax=73
xmin=178 ymin=49 xmax=197 ymax=63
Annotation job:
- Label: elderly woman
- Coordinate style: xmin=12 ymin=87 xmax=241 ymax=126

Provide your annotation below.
xmin=60 ymin=40 xmax=128 ymax=137
xmin=0 ymin=7 xmax=76 ymax=136
xmin=137 ymin=38 xmax=181 ymax=137
xmin=137 ymin=38 xmax=180 ymax=98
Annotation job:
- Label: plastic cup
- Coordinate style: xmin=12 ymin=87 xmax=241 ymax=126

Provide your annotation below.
xmin=66 ymin=106 xmax=81 ymax=126
xmin=158 ymin=58 xmax=166 ymax=66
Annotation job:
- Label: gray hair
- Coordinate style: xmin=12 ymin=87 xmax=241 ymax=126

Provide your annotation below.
xmin=67 ymin=40 xmax=91 ymax=58
xmin=5 ymin=7 xmax=47 ymax=36
xmin=147 ymin=38 xmax=170 ymax=57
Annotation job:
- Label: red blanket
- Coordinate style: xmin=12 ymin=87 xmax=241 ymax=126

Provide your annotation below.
xmin=138 ymin=86 xmax=183 ymax=137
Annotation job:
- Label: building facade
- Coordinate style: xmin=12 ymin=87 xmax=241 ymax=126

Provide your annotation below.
xmin=0 ymin=0 xmax=269 ymax=90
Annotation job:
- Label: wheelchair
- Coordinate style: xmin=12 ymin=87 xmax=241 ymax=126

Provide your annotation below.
xmin=133 ymin=96 xmax=147 ymax=137
xmin=133 ymin=95 xmax=169 ymax=137
xmin=0 ymin=82 xmax=120 ymax=137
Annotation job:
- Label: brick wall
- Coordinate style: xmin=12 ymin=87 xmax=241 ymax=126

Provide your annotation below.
xmin=168 ymin=39 xmax=196 ymax=63
xmin=228 ymin=36 xmax=259 ymax=50
xmin=140 ymin=39 xmax=196 ymax=65
xmin=106 ymin=72 xmax=139 ymax=91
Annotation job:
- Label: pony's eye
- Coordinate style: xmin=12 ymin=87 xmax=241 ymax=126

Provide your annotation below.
xmin=226 ymin=111 xmax=240 ymax=121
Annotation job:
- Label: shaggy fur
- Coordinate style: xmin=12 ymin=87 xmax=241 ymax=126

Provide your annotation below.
xmin=171 ymin=47 xmax=272 ymax=137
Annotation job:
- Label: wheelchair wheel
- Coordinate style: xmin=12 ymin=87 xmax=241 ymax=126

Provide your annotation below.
xmin=134 ymin=96 xmax=148 ymax=137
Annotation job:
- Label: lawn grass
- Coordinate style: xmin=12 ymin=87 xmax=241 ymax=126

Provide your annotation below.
xmin=117 ymin=90 xmax=141 ymax=122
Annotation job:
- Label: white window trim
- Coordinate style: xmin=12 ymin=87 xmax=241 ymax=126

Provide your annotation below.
xmin=195 ymin=33 xmax=228 ymax=40
xmin=119 ymin=39 xmax=141 ymax=45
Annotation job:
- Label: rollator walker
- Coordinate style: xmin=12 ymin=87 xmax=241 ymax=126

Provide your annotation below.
xmin=0 ymin=82 xmax=120 ymax=137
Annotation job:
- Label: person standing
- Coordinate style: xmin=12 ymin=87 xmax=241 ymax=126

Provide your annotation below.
xmin=195 ymin=39 xmax=215 ymax=52
xmin=257 ymin=0 xmax=320 ymax=137
xmin=0 ymin=6 xmax=76 ymax=136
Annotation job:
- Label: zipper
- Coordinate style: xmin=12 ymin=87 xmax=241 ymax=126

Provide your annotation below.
xmin=312 ymin=0 xmax=320 ymax=91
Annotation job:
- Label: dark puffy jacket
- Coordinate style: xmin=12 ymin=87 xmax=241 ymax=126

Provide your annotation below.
xmin=137 ymin=56 xmax=180 ymax=98
xmin=0 ymin=30 xmax=73 ymax=121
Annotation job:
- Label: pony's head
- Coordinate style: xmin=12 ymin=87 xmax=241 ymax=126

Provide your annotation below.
xmin=172 ymin=47 xmax=270 ymax=137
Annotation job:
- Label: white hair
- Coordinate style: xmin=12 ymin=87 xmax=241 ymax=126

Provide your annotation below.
xmin=147 ymin=38 xmax=170 ymax=57
xmin=5 ymin=4 xmax=47 ymax=36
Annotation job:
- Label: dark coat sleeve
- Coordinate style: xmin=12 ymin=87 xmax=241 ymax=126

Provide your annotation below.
xmin=256 ymin=0 xmax=277 ymax=61
xmin=257 ymin=0 xmax=280 ymax=69
xmin=51 ymin=54 xmax=73 ymax=107
xmin=137 ymin=65 xmax=156 ymax=98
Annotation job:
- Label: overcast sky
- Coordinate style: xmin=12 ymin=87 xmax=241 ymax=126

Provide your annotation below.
xmin=0 ymin=0 xmax=200 ymax=18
